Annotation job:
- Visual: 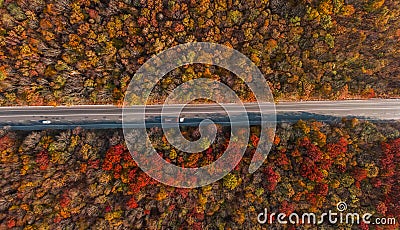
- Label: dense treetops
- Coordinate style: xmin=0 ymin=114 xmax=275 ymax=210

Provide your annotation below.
xmin=1 ymin=119 xmax=399 ymax=228
xmin=0 ymin=0 xmax=399 ymax=105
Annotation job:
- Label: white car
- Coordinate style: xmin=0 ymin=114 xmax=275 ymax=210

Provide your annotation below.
xmin=163 ymin=117 xmax=184 ymax=123
xmin=40 ymin=120 xmax=52 ymax=124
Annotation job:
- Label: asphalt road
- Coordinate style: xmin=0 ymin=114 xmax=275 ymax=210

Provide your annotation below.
xmin=1 ymin=99 xmax=399 ymax=130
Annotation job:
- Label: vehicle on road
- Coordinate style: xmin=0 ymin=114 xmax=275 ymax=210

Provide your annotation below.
xmin=164 ymin=117 xmax=185 ymax=123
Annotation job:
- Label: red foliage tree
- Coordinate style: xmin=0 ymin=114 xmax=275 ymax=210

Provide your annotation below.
xmin=250 ymin=134 xmax=260 ymax=147
xmin=176 ymin=188 xmax=190 ymax=199
xmin=299 ymin=137 xmax=323 ymax=162
xmin=129 ymin=172 xmax=156 ymax=194
xmin=113 ymin=164 xmax=122 ymax=179
xmin=0 ymin=135 xmax=13 ymax=151
xmin=127 ymin=197 xmax=138 ymax=209
xmin=102 ymin=144 xmax=125 ymax=171
xmin=299 ymin=158 xmax=324 ymax=182
xmin=381 ymin=138 xmax=400 ymax=220
xmin=7 ymin=219 xmax=16 ymax=228
xmin=279 ymin=200 xmax=295 ymax=216
xmin=36 ymin=150 xmax=50 ymax=171
xmin=380 ymin=139 xmax=399 ymax=177
xmin=264 ymin=166 xmax=280 ymax=191
xmin=326 ymin=137 xmax=348 ymax=158
xmin=314 ymin=183 xmax=329 ymax=196
xmin=59 ymin=191 xmax=70 ymax=208
xmin=360 ymin=221 xmax=369 ymax=230
xmin=88 ymin=159 xmax=100 ymax=169
xmin=276 ymin=151 xmax=290 ymax=167
xmin=306 ymin=193 xmax=318 ymax=206
xmin=352 ymin=167 xmax=368 ymax=188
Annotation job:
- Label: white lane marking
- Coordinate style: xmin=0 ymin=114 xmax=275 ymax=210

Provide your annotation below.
xmin=1 ymin=107 xmax=400 ymax=118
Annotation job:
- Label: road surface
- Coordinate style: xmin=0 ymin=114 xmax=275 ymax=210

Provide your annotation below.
xmin=1 ymin=99 xmax=399 ymax=130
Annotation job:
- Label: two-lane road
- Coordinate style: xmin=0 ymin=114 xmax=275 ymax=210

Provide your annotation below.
xmin=1 ymin=99 xmax=399 ymax=130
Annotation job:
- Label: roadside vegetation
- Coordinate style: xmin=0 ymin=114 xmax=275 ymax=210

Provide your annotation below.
xmin=1 ymin=120 xmax=399 ymax=229
xmin=0 ymin=0 xmax=399 ymax=105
